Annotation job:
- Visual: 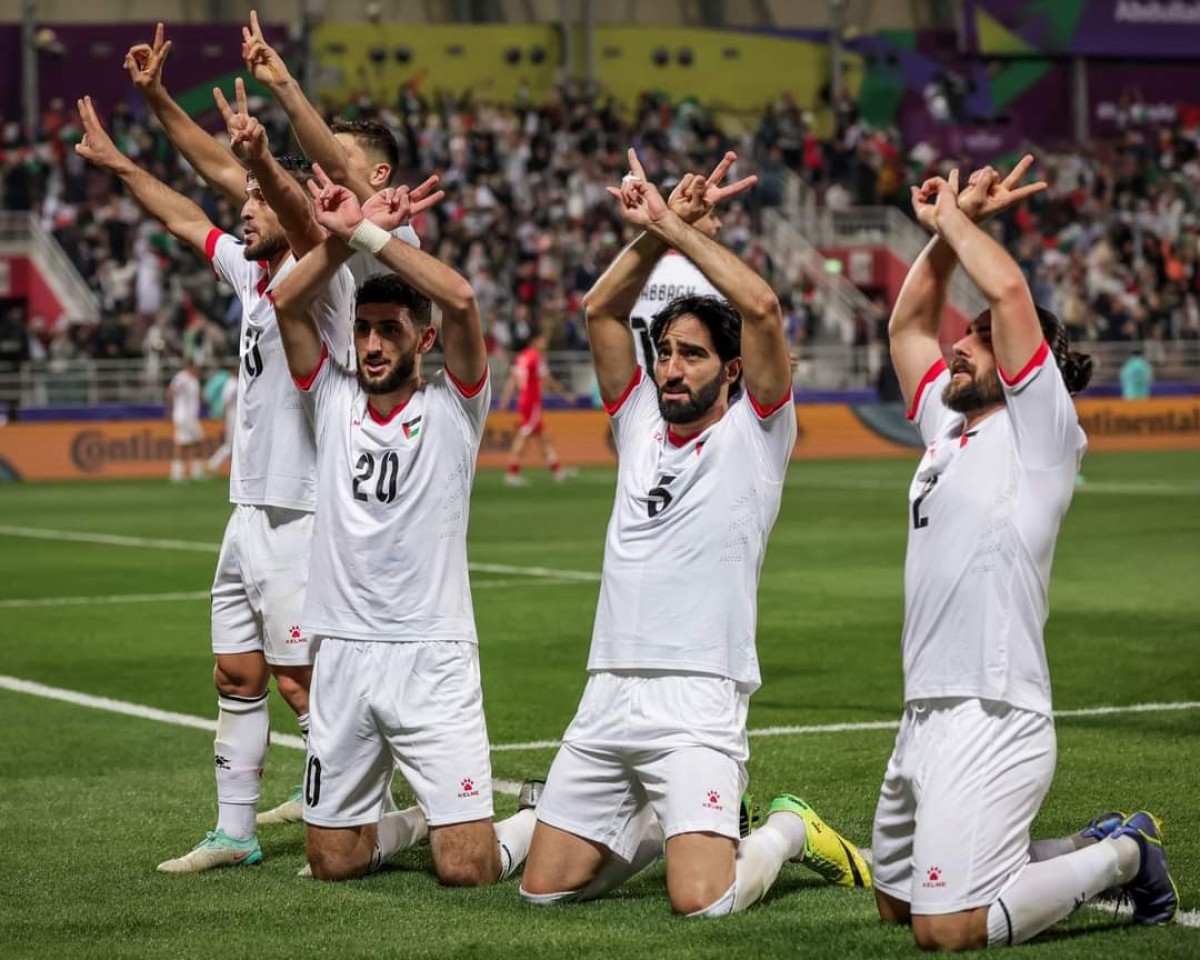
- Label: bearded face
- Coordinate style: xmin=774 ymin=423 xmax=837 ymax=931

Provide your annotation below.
xmin=942 ymin=355 xmax=1004 ymax=413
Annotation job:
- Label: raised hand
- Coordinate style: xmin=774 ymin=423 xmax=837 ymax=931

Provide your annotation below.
xmin=933 ymin=168 xmax=963 ymax=232
xmin=667 ymin=150 xmax=758 ymax=224
xmin=214 ymin=78 xmax=268 ymax=167
xmin=305 ymin=163 xmax=366 ymax=239
xmin=75 ymin=96 xmax=126 ymax=170
xmin=360 ymin=175 xmax=444 ymax=232
xmin=124 ymin=22 xmax=172 ymax=99
xmin=242 ymin=10 xmax=293 ymax=88
xmin=606 ymin=148 xmax=672 ymax=230
xmin=910 ymin=175 xmax=947 ymax=233
xmin=957 ymin=154 xmax=1047 ymax=223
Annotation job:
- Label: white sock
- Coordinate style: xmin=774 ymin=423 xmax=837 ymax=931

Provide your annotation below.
xmin=190 ymin=459 xmax=203 ymax=479
xmin=763 ymin=809 xmax=808 ymax=862
xmin=294 ymin=712 xmax=311 ymax=786
xmin=730 ymin=824 xmax=793 ymax=912
xmin=214 ymin=692 xmax=269 ymax=840
xmin=1029 ymin=836 xmax=1080 ymax=862
xmin=170 ymin=459 xmax=183 ymax=482
xmin=986 ymin=837 xmax=1137 ymax=946
xmin=495 ymin=809 xmax=537 ymax=881
xmin=688 ymin=882 xmax=737 ymax=918
xmin=368 ymin=806 xmax=428 ymax=872
xmin=578 ymin=818 xmax=664 ymax=900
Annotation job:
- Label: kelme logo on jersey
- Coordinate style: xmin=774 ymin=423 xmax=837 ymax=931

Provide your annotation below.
xmin=402 ymin=416 xmax=422 ymax=440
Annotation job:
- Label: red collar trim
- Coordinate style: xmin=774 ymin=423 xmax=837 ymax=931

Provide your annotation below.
xmin=665 ymin=426 xmax=692 ymax=447
xmin=367 ymin=394 xmax=413 ymax=425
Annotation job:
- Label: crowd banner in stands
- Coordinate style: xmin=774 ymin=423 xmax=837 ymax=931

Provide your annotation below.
xmin=964 ymin=0 xmax=1200 ymax=58
xmin=3 ymin=398 xmax=1199 ymax=481
xmin=311 ymin=24 xmax=825 ymax=115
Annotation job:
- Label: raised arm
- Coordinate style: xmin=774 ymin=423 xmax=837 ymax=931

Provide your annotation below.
xmin=214 ymin=78 xmax=324 ymax=256
xmin=584 ymin=149 xmax=758 ymax=406
xmin=75 ymin=96 xmax=214 ymax=257
xmin=932 ymin=167 xmax=1047 ymax=377
xmin=241 ymin=11 xmax=375 ymax=202
xmin=268 ymin=237 xmax=351 ymax=382
xmin=124 ymin=22 xmax=246 ymax=207
xmin=891 ymin=156 xmax=1047 ymax=408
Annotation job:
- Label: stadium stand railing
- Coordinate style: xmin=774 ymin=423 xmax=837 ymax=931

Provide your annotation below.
xmin=0 ymin=211 xmax=101 ymax=325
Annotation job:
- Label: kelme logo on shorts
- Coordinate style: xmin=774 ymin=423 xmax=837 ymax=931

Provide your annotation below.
xmin=458 ymin=777 xmax=479 ymax=799
xmin=702 ymin=789 xmax=724 ymax=812
xmin=923 ymin=865 xmax=946 ymax=889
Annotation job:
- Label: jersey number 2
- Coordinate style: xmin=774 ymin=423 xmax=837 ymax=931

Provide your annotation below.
xmin=912 ymin=476 xmax=937 ymax=530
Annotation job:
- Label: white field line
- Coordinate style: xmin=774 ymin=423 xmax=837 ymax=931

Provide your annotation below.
xmin=491 ymin=700 xmax=1200 ymax=753
xmin=0 ymin=524 xmax=600 ymax=583
xmin=0 ymin=675 xmax=524 ymax=797
xmin=0 ymin=578 xmax=586 ymax=608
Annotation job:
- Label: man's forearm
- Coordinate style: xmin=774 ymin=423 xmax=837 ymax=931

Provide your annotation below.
xmin=937 ymin=211 xmax=1024 ymax=306
xmin=271 ymin=79 xmax=370 ymax=199
xmin=373 ymin=237 xmax=475 ymax=318
xmin=242 ymin=152 xmax=320 ymax=247
xmin=890 ymin=235 xmax=958 ymax=339
xmin=111 ymin=159 xmax=211 ymax=250
xmin=142 ymin=89 xmax=245 ymax=205
xmin=271 ymin=236 xmax=354 ymax=317
xmin=583 ymin=231 xmax=668 ymax=321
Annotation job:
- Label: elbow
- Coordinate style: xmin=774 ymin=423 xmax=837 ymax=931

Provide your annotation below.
xmin=446 ymin=281 xmax=477 ymax=318
xmin=746 ymin=290 xmax=783 ymax=328
xmin=991 ymin=274 xmax=1028 ymax=306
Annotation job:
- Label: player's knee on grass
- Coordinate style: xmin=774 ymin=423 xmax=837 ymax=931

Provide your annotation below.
xmin=876 ymin=889 xmax=912 ymax=925
xmin=665 ymin=833 xmax=737 ymax=916
xmin=911 ymin=912 xmax=988 ymax=952
xmin=213 ymin=652 xmax=270 ymax=699
xmin=306 ymin=825 xmax=374 ymax=882
xmin=430 ymin=820 xmax=501 ymax=887
xmin=271 ymin=665 xmax=311 ymax=715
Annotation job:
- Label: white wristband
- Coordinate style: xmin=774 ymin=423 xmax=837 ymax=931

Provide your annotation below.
xmin=347 ymin=220 xmax=391 ymax=255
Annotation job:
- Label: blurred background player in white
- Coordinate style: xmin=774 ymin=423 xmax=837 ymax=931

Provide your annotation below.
xmin=520 ymin=150 xmax=869 ymax=917
xmin=167 ymin=356 xmax=203 ymax=482
xmin=499 ymin=329 xmax=578 ymax=486
xmin=204 ymin=361 xmax=239 ymax=475
xmin=270 ymin=166 xmax=539 ymax=884
xmin=875 ymin=158 xmax=1178 ymax=951
xmin=237 ymin=10 xmax=421 ymax=280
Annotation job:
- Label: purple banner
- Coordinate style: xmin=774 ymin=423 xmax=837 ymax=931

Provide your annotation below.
xmin=969 ymin=0 xmax=1200 ymax=58
xmin=0 ymin=22 xmax=288 ymax=131
xmin=1087 ymin=60 xmax=1200 ymax=136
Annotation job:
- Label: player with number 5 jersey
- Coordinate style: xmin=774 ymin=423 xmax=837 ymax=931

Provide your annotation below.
xmin=269 ymin=165 xmax=540 ymax=887
xmin=520 ymin=150 xmax=870 ymax=919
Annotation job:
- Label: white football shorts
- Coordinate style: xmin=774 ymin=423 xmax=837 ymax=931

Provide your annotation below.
xmin=174 ymin=418 xmax=203 ymax=446
xmin=535 ymin=670 xmax=750 ymax=861
xmin=871 ymin=697 xmax=1056 ymax=914
xmin=303 ymin=639 xmax=495 ymax=829
xmin=210 ymin=504 xmax=314 ymax=665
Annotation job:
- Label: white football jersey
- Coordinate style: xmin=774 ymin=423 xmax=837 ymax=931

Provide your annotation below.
xmin=346 ymin=224 xmax=420 ymax=290
xmin=589 ymin=370 xmax=797 ymax=689
xmin=206 ymin=230 xmax=355 ymax=511
xmin=630 ymin=252 xmax=722 ymax=373
xmin=902 ymin=344 xmax=1087 ymax=716
xmin=297 ymin=353 xmax=490 ymax=642
xmin=220 ymin=376 xmax=238 ymax=437
xmin=169 ymin=369 xmax=200 ymax=424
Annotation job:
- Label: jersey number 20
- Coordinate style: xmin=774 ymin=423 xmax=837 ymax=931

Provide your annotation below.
xmin=352 ymin=451 xmax=400 ymax=503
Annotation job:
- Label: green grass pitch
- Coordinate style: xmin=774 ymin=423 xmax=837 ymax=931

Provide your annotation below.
xmin=0 ymin=451 xmax=1197 ymax=958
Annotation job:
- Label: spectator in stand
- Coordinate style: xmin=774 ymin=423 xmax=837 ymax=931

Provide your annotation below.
xmin=1120 ymin=348 xmax=1153 ymax=399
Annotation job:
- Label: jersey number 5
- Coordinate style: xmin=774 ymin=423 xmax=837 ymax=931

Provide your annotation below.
xmin=646 ymin=473 xmax=677 ymax=518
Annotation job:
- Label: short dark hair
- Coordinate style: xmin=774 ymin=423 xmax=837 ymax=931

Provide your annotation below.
xmin=330 ymin=119 xmax=400 ymax=183
xmin=1035 ymin=306 xmax=1093 ymax=394
xmin=355 ymin=274 xmax=432 ymax=327
xmin=651 ymin=294 xmax=741 ymax=361
xmin=246 ymin=154 xmax=314 ymax=189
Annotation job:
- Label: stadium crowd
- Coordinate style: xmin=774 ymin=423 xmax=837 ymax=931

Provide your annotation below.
xmin=4 ymin=80 xmax=1200 ymax=369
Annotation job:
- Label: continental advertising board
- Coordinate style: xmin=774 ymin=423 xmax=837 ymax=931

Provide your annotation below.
xmin=1 ymin=398 xmax=1198 ymax=481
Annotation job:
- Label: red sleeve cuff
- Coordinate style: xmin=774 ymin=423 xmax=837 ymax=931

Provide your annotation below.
xmin=746 ymin=386 xmax=793 ymax=419
xmin=999 ymin=340 xmax=1050 ymax=387
xmin=603 ymin=367 xmax=643 ymax=416
xmin=204 ymin=228 xmax=223 ymax=263
xmin=292 ymin=344 xmax=328 ymax=392
xmin=906 ymin=358 xmax=948 ymax=421
xmin=445 ymin=364 xmax=489 ymax=399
